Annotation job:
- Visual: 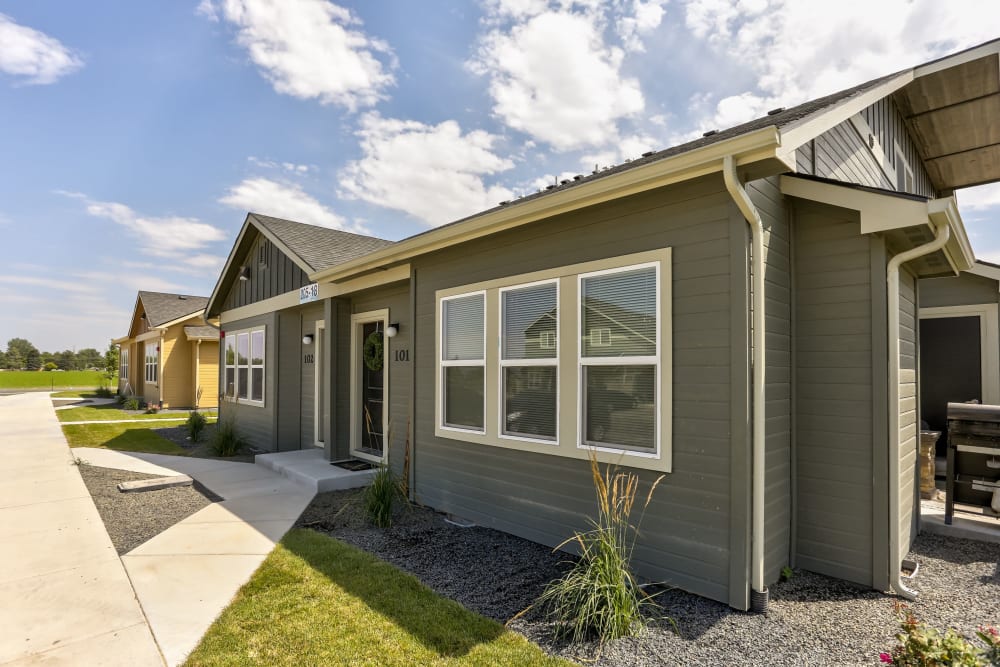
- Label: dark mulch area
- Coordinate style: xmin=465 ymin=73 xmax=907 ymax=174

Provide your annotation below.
xmin=296 ymin=489 xmax=572 ymax=623
xmin=77 ymin=464 xmax=222 ymax=555
xmin=152 ymin=422 xmax=255 ymax=463
xmin=295 ymin=490 xmax=1000 ymax=667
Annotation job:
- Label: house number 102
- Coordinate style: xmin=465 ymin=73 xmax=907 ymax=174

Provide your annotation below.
xmin=394 ymin=349 xmax=409 ymax=362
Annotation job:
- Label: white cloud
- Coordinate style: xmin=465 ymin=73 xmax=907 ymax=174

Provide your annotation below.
xmin=681 ymin=0 xmax=1000 ymax=131
xmin=220 ymin=177 xmax=362 ymax=232
xmin=616 ymin=0 xmax=667 ymax=52
xmin=0 ymin=13 xmax=82 ymax=85
xmin=85 ymin=200 xmax=227 ymax=259
xmin=0 ymin=275 xmax=100 ymax=295
xmin=470 ymin=2 xmax=648 ymax=151
xmin=247 ymin=156 xmax=312 ymax=173
xmin=203 ymin=0 xmax=395 ymax=109
xmin=958 ymin=183 xmax=1000 ymax=212
xmin=338 ymin=113 xmax=515 ymax=227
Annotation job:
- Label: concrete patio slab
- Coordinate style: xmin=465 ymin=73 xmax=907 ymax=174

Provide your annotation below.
xmin=257 ymin=448 xmax=375 ymax=492
xmin=0 ymin=392 xmax=163 ymax=665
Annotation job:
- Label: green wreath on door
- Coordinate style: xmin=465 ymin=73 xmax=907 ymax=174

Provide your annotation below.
xmin=363 ymin=330 xmax=384 ymax=372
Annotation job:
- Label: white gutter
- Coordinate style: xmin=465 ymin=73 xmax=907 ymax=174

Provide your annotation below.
xmin=722 ymin=155 xmax=768 ymax=612
xmin=886 ymin=220 xmax=950 ymax=600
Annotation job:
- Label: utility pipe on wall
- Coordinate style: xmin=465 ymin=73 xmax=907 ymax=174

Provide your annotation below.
xmin=886 ymin=220 xmax=949 ymax=601
xmin=722 ymin=155 xmax=768 ymax=612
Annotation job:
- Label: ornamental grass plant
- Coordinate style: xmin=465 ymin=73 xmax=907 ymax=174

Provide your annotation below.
xmin=186 ymin=410 xmax=207 ymax=442
xmin=526 ymin=454 xmax=665 ymax=645
xmin=212 ymin=417 xmax=246 ymax=457
xmin=364 ymin=464 xmax=405 ymax=528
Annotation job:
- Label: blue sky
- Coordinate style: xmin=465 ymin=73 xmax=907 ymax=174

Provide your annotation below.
xmin=2 ymin=0 xmax=1000 ymax=352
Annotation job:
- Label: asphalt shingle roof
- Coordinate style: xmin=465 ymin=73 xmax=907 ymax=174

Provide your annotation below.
xmin=249 ymin=213 xmax=395 ymax=273
xmin=139 ymin=291 xmax=209 ymax=327
xmin=183 ymin=325 xmax=219 ymax=340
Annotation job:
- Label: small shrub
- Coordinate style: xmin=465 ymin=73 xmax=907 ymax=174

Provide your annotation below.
xmin=122 ymin=396 xmax=140 ymax=411
xmin=212 ymin=418 xmax=246 ymax=457
xmin=527 ymin=455 xmax=665 ymax=645
xmin=186 ymin=411 xmax=207 ymax=442
xmin=364 ymin=465 xmax=404 ymax=528
xmin=94 ymin=385 xmax=114 ymax=398
xmin=884 ymin=602 xmax=999 ymax=666
xmin=43 ymin=362 xmax=58 ymax=371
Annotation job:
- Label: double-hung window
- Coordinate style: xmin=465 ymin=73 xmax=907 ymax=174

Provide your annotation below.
xmin=120 ymin=347 xmax=129 ymax=381
xmin=579 ymin=263 xmax=659 ymax=453
xmin=224 ymin=326 xmax=265 ymax=405
xmin=440 ymin=293 xmax=485 ymax=431
xmin=500 ymin=281 xmax=558 ymax=442
xmin=144 ymin=345 xmax=158 ymax=383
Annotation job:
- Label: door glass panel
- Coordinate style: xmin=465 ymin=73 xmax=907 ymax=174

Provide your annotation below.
xmin=360 ymin=322 xmax=384 ymax=456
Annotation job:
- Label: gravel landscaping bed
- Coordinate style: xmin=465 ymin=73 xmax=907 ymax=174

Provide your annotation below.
xmin=77 ymin=464 xmax=222 ymax=554
xmin=152 ymin=423 xmax=255 ymax=463
xmin=296 ymin=490 xmax=999 ymax=666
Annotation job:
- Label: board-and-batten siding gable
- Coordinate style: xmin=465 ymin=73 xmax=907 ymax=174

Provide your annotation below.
xmin=795 ymin=96 xmax=935 ymax=198
xmin=223 ymin=231 xmax=311 ymax=311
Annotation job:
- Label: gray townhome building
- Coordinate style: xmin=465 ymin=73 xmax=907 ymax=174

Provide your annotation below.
xmin=206 ymin=40 xmax=1000 ymax=611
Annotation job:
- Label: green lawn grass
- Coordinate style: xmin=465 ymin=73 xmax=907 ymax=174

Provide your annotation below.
xmin=185 ymin=529 xmax=570 ymax=667
xmin=0 ymin=370 xmax=106 ymax=389
xmin=51 ymin=390 xmax=105 ymax=399
xmin=61 ymin=421 xmax=187 ymax=455
xmin=57 ymin=404 xmax=216 ymax=422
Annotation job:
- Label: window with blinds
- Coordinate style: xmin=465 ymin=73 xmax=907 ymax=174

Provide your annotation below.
xmin=441 ymin=292 xmax=485 ymax=430
xmin=580 ymin=264 xmax=658 ymax=452
xmin=501 ymin=280 xmax=558 ymax=441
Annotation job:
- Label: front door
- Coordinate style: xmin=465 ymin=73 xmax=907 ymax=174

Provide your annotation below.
xmin=351 ymin=310 xmax=389 ymax=463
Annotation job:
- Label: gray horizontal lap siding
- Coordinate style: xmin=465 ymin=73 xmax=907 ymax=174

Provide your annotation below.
xmin=748 ymin=176 xmax=792 ymax=586
xmin=219 ymin=312 xmax=278 ymax=452
xmin=412 ymin=176 xmax=740 ymax=605
xmin=792 ymin=201 xmax=874 ymax=586
xmin=897 ymin=268 xmax=918 ymax=562
xmin=919 ymin=272 xmax=999 ymax=308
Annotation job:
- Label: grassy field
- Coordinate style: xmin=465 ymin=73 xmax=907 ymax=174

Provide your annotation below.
xmin=57 ymin=404 xmax=216 ymax=423
xmin=0 ymin=370 xmax=107 ymax=389
xmin=51 ymin=390 xmax=106 ymax=399
xmin=61 ymin=421 xmax=187 ymax=455
xmin=185 ymin=529 xmax=568 ymax=667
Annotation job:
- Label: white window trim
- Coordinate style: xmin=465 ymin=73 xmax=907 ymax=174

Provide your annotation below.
xmin=498 ymin=278 xmax=560 ymax=446
xmin=144 ymin=345 xmax=158 ymax=384
xmin=433 ymin=247 xmax=672 ymax=473
xmin=120 ymin=347 xmax=129 ymax=382
xmin=223 ymin=326 xmax=266 ymax=407
xmin=919 ymin=303 xmax=1000 ymax=404
xmin=438 ymin=291 xmax=487 ymax=435
xmin=578 ymin=261 xmax=661 ymax=459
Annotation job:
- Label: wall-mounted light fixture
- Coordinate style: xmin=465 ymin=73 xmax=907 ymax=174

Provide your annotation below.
xmin=239 ymin=266 xmax=251 ymax=281
xmin=386 ymin=322 xmax=400 ymax=338
xmin=302 ymin=334 xmax=314 ymax=345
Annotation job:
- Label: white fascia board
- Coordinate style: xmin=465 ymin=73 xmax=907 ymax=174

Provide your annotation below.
xmin=776 ymin=72 xmax=914 ymax=163
xmin=929 ymin=196 xmax=975 ymax=273
xmin=968 ymin=262 xmax=1000 ymax=283
xmin=158 ymin=309 xmax=207 ymax=330
xmin=915 ymin=40 xmax=1000 ymax=78
xmin=779 ymin=175 xmax=927 ymax=232
xmin=206 ymin=216 xmax=253 ymax=318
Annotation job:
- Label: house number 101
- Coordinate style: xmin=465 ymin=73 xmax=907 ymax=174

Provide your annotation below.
xmin=394 ymin=349 xmax=409 ymax=362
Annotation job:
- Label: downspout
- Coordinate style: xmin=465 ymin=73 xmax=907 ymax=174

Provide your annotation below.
xmin=722 ymin=155 xmax=768 ymax=612
xmin=886 ymin=220 xmax=949 ymax=600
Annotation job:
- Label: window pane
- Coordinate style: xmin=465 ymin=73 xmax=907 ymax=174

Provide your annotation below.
xmin=582 ymin=266 xmax=656 ymax=357
xmin=225 ymin=368 xmax=235 ymax=397
xmin=443 ymin=294 xmax=484 ymax=360
xmin=251 ymin=330 xmax=264 ymax=365
xmin=583 ymin=365 xmax=655 ymax=450
xmin=251 ymin=368 xmax=263 ymax=401
xmin=503 ymin=283 xmax=557 ymax=360
xmin=444 ymin=366 xmax=484 ymax=429
xmin=237 ymin=368 xmax=248 ymax=399
xmin=237 ymin=333 xmax=249 ymax=366
xmin=225 ymin=338 xmax=236 ymax=365
xmin=503 ymin=366 xmax=556 ymax=440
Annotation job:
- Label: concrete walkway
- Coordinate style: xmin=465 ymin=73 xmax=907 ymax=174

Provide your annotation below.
xmin=72 ymin=448 xmax=315 ymax=666
xmin=0 ymin=393 xmax=164 ymax=666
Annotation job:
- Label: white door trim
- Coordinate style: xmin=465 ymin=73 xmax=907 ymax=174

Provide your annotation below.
xmin=350 ymin=309 xmax=389 ymax=464
xmin=313 ymin=321 xmax=325 ymax=448
xmin=919 ymin=302 xmax=1000 ymax=404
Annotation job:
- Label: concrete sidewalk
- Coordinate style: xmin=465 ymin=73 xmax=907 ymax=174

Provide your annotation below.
xmin=73 ymin=448 xmax=315 ymax=666
xmin=0 ymin=393 xmax=164 ymax=666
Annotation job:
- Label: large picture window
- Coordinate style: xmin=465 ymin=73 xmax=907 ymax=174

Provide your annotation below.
xmin=579 ymin=264 xmax=658 ymax=452
xmin=501 ymin=281 xmax=558 ymax=442
xmin=434 ymin=247 xmax=671 ymax=472
xmin=440 ymin=292 xmax=485 ymax=431
xmin=144 ymin=345 xmax=158 ymax=383
xmin=224 ymin=326 xmax=265 ymax=406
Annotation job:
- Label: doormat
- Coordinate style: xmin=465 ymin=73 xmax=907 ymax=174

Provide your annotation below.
xmin=331 ymin=459 xmax=375 ymax=471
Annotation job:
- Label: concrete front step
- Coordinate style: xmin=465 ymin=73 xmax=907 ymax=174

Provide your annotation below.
xmin=254 ymin=449 xmax=375 ymax=493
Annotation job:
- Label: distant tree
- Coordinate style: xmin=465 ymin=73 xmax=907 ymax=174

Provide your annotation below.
xmin=6 ymin=338 xmax=37 ymax=369
xmin=39 ymin=351 xmax=55 ymax=367
xmin=76 ymin=348 xmax=102 ymax=370
xmin=55 ymin=350 xmax=76 ymax=371
xmin=25 ymin=350 xmax=41 ymax=371
xmin=0 ymin=350 xmax=6 ymax=368
xmin=43 ymin=362 xmax=58 ymax=371
xmin=104 ymin=341 xmax=119 ymax=382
